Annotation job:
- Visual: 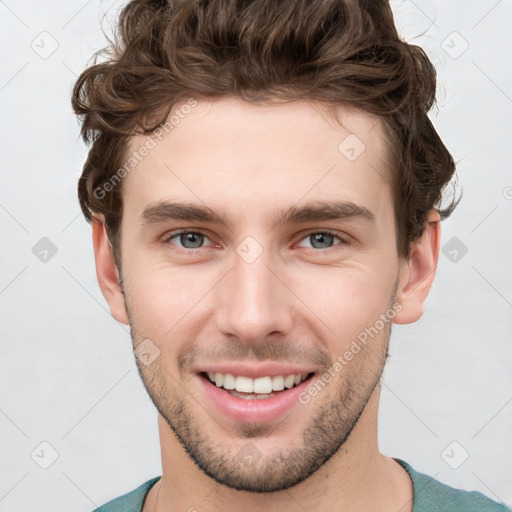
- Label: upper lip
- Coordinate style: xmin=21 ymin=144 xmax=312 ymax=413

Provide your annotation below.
xmin=194 ymin=362 xmax=316 ymax=379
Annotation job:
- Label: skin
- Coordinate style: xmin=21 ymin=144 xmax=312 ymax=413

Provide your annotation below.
xmin=92 ymin=97 xmax=441 ymax=512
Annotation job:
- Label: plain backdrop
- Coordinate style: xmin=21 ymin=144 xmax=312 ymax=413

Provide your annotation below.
xmin=1 ymin=0 xmax=511 ymax=510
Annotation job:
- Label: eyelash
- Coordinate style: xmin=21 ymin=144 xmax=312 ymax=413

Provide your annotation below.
xmin=161 ymin=229 xmax=347 ymax=253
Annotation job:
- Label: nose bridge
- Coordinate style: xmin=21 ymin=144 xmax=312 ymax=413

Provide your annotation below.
xmin=215 ymin=245 xmax=292 ymax=342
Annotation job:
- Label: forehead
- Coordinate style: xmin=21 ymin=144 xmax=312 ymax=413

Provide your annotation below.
xmin=122 ymin=97 xmax=393 ymax=226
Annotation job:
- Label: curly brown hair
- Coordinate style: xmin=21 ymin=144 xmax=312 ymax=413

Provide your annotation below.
xmin=72 ymin=0 xmax=458 ymax=269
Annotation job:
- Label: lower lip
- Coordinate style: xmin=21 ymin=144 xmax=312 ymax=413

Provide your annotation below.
xmin=196 ymin=373 xmax=314 ymax=423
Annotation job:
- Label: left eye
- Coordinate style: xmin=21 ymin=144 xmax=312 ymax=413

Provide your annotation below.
xmin=297 ymin=232 xmax=343 ymax=250
xmin=166 ymin=232 xmax=215 ymax=249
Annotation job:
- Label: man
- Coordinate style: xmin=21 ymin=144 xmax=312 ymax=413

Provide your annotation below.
xmin=71 ymin=0 xmax=509 ymax=510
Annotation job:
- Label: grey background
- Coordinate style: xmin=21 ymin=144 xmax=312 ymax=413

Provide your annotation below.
xmin=1 ymin=0 xmax=511 ymax=510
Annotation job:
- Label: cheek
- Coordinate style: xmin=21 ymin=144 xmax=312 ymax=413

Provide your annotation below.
xmin=124 ymin=254 xmax=219 ymax=337
xmin=289 ymin=263 xmax=397 ymax=344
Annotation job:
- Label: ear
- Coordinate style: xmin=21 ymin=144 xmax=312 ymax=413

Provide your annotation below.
xmin=393 ymin=210 xmax=441 ymax=325
xmin=91 ymin=217 xmax=130 ymax=325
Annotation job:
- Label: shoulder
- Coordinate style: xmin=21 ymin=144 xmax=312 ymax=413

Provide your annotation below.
xmin=395 ymin=459 xmax=511 ymax=512
xmin=91 ymin=477 xmax=161 ymax=512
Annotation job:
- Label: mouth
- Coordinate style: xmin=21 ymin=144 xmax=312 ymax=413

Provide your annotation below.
xmin=200 ymin=371 xmax=314 ymax=399
xmin=196 ymin=371 xmax=316 ymax=423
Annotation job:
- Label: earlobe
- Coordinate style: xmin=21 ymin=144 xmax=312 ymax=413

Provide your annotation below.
xmin=91 ymin=217 xmax=130 ymax=325
xmin=393 ymin=210 xmax=441 ymax=325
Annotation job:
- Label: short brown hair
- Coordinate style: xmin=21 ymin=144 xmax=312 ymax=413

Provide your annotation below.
xmin=72 ymin=0 xmax=458 ymax=269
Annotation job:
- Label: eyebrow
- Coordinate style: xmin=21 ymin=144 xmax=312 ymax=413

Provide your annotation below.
xmin=140 ymin=200 xmax=376 ymax=227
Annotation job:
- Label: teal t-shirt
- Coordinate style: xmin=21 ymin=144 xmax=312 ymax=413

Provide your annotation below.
xmin=92 ymin=458 xmax=510 ymax=511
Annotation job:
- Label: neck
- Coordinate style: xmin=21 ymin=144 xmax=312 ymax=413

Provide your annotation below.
xmin=145 ymin=388 xmax=413 ymax=512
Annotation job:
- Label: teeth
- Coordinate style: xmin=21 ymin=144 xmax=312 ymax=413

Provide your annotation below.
xmin=253 ymin=377 xmax=272 ymax=394
xmin=235 ymin=375 xmax=253 ymax=393
xmin=223 ymin=373 xmax=236 ymax=390
xmin=272 ymin=375 xmax=284 ymax=391
xmin=206 ymin=372 xmax=309 ymax=393
xmin=284 ymin=375 xmax=295 ymax=389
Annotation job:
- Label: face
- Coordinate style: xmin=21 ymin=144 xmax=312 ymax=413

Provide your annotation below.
xmin=112 ymin=98 xmax=408 ymax=491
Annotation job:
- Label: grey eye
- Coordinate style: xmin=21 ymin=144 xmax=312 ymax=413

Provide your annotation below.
xmin=166 ymin=232 xmax=207 ymax=249
xmin=179 ymin=232 xmax=204 ymax=248
xmin=307 ymin=233 xmax=337 ymax=249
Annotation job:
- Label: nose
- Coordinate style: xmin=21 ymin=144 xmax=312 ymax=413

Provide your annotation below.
xmin=214 ymin=248 xmax=293 ymax=344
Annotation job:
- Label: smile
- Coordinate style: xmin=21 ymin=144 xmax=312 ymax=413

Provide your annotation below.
xmin=197 ymin=371 xmax=316 ymax=423
xmin=204 ymin=372 xmax=310 ymax=398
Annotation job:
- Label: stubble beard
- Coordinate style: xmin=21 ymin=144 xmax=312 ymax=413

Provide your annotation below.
xmin=124 ymin=284 xmax=393 ymax=492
